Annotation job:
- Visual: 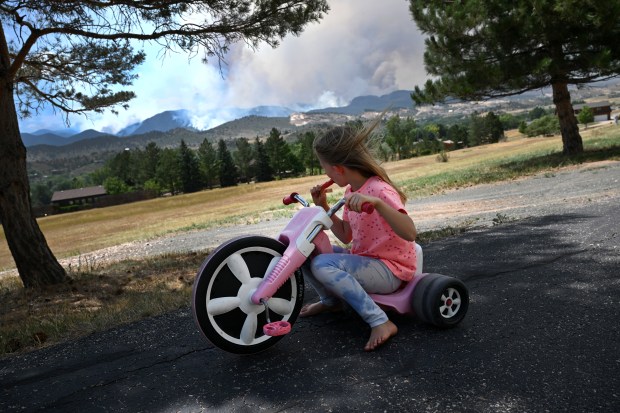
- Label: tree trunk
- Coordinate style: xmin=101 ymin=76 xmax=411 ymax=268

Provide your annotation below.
xmin=552 ymin=82 xmax=584 ymax=155
xmin=0 ymin=79 xmax=67 ymax=288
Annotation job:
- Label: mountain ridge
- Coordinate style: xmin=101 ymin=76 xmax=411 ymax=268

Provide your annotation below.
xmin=21 ymin=90 xmax=413 ymax=148
xmin=308 ymin=90 xmax=414 ymax=114
xmin=24 ymin=81 xmax=620 ymax=180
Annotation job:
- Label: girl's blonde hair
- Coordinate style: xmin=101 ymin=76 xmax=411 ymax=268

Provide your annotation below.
xmin=313 ymin=116 xmax=407 ymax=203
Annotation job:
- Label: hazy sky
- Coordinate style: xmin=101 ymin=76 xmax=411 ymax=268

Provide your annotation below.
xmin=18 ymin=0 xmax=428 ymax=134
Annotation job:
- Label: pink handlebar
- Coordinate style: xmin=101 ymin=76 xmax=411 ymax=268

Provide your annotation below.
xmin=282 ymin=192 xmax=298 ymax=205
xmin=283 ymin=179 xmax=334 ymax=205
xmin=320 ymin=179 xmax=334 ymax=191
xmin=282 ymin=180 xmax=373 ymax=213
xmin=361 ymin=202 xmax=375 ymax=214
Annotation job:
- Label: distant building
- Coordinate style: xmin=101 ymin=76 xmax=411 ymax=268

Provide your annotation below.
xmin=51 ymin=186 xmax=107 ymax=209
xmin=442 ymin=140 xmax=456 ymax=150
xmin=573 ymin=101 xmax=612 ymax=122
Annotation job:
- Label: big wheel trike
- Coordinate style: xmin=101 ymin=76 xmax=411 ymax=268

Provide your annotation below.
xmin=192 ymin=181 xmax=469 ymax=354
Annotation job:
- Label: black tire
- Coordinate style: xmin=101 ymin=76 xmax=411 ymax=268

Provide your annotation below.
xmin=192 ymin=235 xmax=304 ymax=354
xmin=412 ymin=273 xmax=469 ymax=328
xmin=412 ymin=273 xmax=440 ymax=324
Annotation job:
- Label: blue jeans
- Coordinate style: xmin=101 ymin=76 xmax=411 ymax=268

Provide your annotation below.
xmin=304 ymin=247 xmax=402 ymax=327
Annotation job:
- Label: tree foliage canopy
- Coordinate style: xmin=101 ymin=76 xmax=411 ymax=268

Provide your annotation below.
xmin=409 ymin=0 xmax=620 ymax=155
xmin=409 ymin=0 xmax=620 ymax=102
xmin=1 ymin=0 xmax=329 ymax=119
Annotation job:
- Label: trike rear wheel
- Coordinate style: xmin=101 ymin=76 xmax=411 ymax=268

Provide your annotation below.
xmin=192 ymin=235 xmax=304 ymax=354
xmin=413 ymin=273 xmax=469 ymax=328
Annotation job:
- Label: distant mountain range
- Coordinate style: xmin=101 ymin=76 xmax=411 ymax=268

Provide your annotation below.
xmin=308 ymin=90 xmax=414 ymax=115
xmin=24 ymin=81 xmax=620 ymax=182
xmin=22 ymin=129 xmax=109 ymax=147
xmin=21 ymin=90 xmax=415 ymax=148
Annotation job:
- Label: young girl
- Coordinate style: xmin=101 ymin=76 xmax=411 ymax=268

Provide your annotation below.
xmin=300 ymin=121 xmax=417 ymax=351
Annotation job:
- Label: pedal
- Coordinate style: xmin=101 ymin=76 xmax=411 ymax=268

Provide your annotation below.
xmin=263 ymin=321 xmax=291 ymax=336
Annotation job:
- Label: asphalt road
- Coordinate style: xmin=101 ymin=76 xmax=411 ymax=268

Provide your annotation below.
xmin=1 ymin=162 xmax=619 ymax=412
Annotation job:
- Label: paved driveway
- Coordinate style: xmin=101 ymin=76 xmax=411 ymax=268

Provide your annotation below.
xmin=1 ymin=163 xmax=619 ymax=412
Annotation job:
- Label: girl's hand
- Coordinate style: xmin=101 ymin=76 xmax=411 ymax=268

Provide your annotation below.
xmin=311 ymin=184 xmax=332 ymax=210
xmin=346 ymin=193 xmax=377 ymax=213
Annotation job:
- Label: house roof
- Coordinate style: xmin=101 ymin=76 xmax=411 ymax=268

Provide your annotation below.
xmin=573 ymin=101 xmax=611 ymax=110
xmin=51 ymin=186 xmax=107 ymax=202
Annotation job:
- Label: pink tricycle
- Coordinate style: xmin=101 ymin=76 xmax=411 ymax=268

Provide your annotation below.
xmin=192 ymin=181 xmax=469 ymax=354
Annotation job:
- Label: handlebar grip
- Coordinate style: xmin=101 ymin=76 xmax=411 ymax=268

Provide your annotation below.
xmin=320 ymin=179 xmax=334 ymax=191
xmin=283 ymin=192 xmax=299 ymax=205
xmin=361 ymin=202 xmax=374 ymax=214
xmin=284 ymin=180 xmax=333 ymax=206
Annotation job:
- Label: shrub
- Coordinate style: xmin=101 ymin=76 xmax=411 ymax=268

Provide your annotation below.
xmin=525 ymin=115 xmax=560 ymax=137
xmin=436 ymin=150 xmax=450 ymax=162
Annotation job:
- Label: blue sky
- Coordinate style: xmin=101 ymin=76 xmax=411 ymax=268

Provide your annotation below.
xmin=18 ymin=0 xmax=427 ymax=134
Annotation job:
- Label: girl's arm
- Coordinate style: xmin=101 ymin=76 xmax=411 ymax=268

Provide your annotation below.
xmin=311 ymin=184 xmax=353 ymax=244
xmin=328 ymin=214 xmax=353 ymax=244
xmin=346 ymin=193 xmax=417 ymax=242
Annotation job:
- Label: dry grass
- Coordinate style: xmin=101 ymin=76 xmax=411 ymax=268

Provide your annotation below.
xmin=0 ymin=252 xmax=204 ymax=355
xmin=1 ymin=123 xmax=619 ymax=356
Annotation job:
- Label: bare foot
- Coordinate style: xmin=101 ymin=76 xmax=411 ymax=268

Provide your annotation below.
xmin=364 ymin=320 xmax=398 ymax=351
xmin=299 ymin=302 xmax=341 ymax=317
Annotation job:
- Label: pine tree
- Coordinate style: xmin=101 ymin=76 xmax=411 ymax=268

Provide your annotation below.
xmin=447 ymin=124 xmax=469 ymax=148
xmin=178 ymin=140 xmax=203 ymax=193
xmin=295 ymin=131 xmax=319 ymax=175
xmin=217 ymin=139 xmax=239 ymax=188
xmin=106 ymin=149 xmax=138 ymax=188
xmin=409 ymin=0 xmax=620 ymax=155
xmin=468 ymin=112 xmax=505 ymax=146
xmin=140 ymin=142 xmax=161 ymax=185
xmin=198 ymin=139 xmax=219 ymax=190
xmin=265 ymin=128 xmax=301 ymax=178
xmin=254 ymin=137 xmax=274 ymax=182
xmin=156 ymin=148 xmax=181 ymax=195
xmin=233 ymin=138 xmax=254 ymax=183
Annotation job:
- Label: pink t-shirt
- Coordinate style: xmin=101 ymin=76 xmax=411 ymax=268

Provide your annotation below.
xmin=343 ymin=176 xmax=416 ymax=281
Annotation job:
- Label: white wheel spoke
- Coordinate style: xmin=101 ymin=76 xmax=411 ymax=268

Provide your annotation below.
xmin=440 ymin=288 xmax=462 ymax=318
xmin=267 ymin=298 xmax=293 ymax=316
xmin=207 ymin=297 xmax=241 ymax=315
xmin=240 ymin=312 xmax=258 ymax=344
xmin=227 ymin=253 xmax=251 ymax=284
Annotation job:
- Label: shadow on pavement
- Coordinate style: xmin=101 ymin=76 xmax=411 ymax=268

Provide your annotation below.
xmin=2 ymin=210 xmax=619 ymax=412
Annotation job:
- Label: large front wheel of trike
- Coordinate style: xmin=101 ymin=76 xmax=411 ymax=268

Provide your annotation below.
xmin=192 ymin=235 xmax=304 ymax=354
